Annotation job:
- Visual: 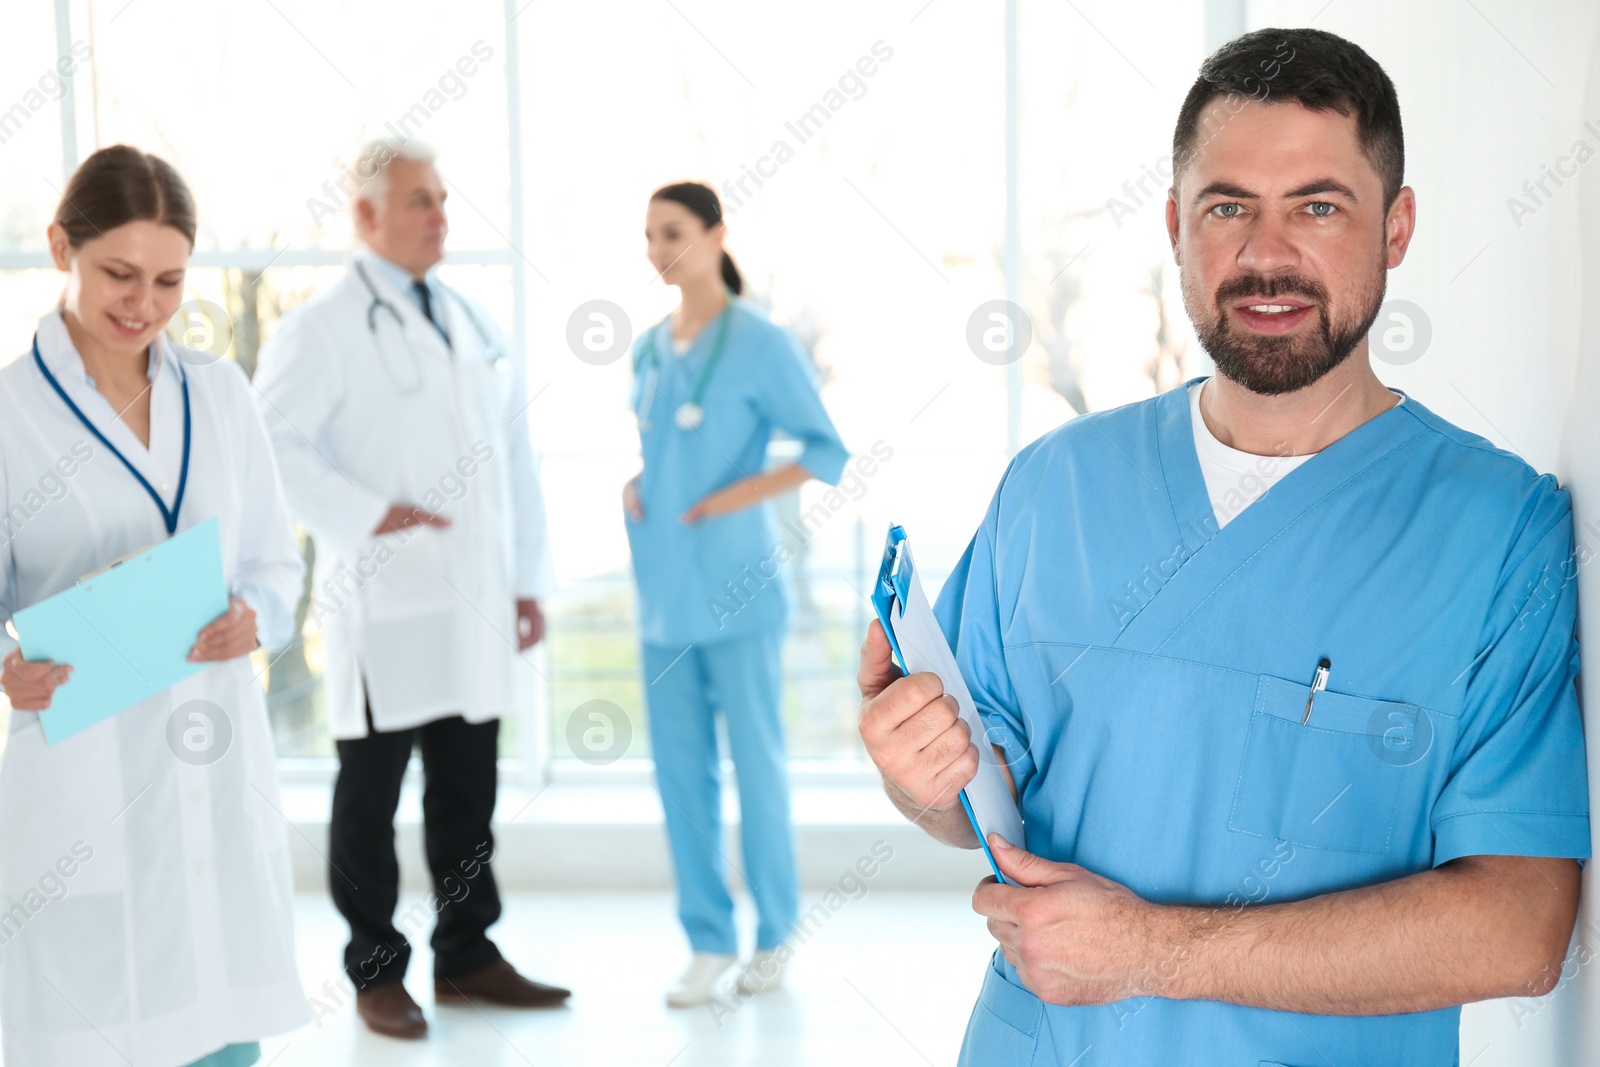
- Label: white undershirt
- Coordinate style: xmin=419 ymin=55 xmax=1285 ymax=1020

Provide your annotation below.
xmin=1189 ymin=379 xmax=1407 ymax=526
xmin=1189 ymin=379 xmax=1315 ymax=528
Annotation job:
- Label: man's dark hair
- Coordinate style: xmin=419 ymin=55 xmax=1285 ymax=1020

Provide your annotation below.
xmin=1172 ymin=28 xmax=1405 ymax=210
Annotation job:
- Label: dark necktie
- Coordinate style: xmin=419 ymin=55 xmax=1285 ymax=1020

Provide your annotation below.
xmin=413 ymin=280 xmax=451 ymax=348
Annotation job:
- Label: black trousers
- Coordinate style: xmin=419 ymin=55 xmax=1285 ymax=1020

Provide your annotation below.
xmin=329 ymin=705 xmax=504 ymax=989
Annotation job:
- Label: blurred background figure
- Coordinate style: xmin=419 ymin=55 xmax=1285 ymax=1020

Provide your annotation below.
xmin=251 ymin=139 xmax=563 ymax=1040
xmin=624 ymin=181 xmax=848 ymax=1007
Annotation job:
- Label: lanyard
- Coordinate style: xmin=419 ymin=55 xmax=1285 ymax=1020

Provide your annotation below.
xmin=634 ymin=294 xmax=733 ymax=430
xmin=32 ymin=333 xmax=192 ymax=537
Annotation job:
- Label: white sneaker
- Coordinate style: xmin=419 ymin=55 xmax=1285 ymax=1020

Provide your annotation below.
xmin=734 ymin=945 xmax=790 ymax=995
xmin=665 ymin=952 xmax=736 ymax=1007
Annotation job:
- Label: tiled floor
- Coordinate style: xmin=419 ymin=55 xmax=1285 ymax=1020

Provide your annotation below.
xmin=258 ymin=889 xmax=996 ymax=1066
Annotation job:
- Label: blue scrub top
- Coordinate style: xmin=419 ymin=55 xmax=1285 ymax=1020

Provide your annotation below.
xmin=936 ymin=379 xmax=1590 ymax=1067
xmin=627 ymin=299 xmax=848 ymax=646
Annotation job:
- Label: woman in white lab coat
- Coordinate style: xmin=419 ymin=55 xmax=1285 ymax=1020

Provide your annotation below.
xmin=0 ymin=146 xmax=307 ymax=1066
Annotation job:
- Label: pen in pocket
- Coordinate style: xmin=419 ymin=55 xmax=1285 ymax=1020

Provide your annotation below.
xmin=1301 ymin=657 xmax=1331 ymax=725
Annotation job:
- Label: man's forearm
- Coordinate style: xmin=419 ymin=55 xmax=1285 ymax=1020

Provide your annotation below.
xmin=882 ymin=776 xmax=980 ymax=849
xmin=1149 ymin=855 xmax=1580 ymax=1015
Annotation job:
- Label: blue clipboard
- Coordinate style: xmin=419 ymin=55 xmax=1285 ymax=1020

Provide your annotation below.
xmin=871 ymin=523 xmax=1024 ymax=884
xmin=13 ymin=517 xmax=229 ymax=744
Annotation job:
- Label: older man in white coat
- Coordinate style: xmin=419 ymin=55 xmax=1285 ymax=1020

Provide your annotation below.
xmin=252 ymin=139 xmax=566 ymax=1039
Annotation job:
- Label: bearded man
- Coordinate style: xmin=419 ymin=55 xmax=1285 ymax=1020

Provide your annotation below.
xmin=858 ymin=26 xmax=1588 ymax=1067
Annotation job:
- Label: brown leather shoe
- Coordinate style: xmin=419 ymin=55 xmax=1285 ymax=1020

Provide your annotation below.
xmin=435 ymin=960 xmax=571 ymax=1008
xmin=355 ymin=981 xmax=429 ymax=1039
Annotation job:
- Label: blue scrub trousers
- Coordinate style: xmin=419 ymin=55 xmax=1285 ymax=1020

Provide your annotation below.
xmin=643 ymin=630 xmax=798 ymax=955
xmin=182 ymin=1042 xmax=260 ymax=1067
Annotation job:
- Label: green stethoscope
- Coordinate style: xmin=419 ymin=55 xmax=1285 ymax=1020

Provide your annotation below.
xmin=633 ymin=293 xmax=733 ymax=431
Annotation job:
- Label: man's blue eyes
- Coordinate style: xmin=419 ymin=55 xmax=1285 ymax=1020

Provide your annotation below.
xmin=1208 ymin=202 xmax=1338 ymax=219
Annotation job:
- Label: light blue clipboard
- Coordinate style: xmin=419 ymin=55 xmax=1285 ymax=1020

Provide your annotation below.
xmin=871 ymin=523 xmax=1025 ymax=885
xmin=13 ymin=517 xmax=228 ymax=744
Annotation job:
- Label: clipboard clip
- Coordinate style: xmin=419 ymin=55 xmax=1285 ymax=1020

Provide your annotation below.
xmin=871 ymin=524 xmax=914 ymax=673
xmin=77 ymin=542 xmax=156 ymax=586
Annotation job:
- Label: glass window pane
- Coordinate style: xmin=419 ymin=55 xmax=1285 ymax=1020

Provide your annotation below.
xmin=81 ymin=1 xmax=511 ymax=253
xmin=0 ymin=5 xmax=72 ymax=257
xmin=1018 ymin=0 xmax=1206 ymax=414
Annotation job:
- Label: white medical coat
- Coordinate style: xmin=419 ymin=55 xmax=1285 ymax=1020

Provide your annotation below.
xmin=0 ymin=311 xmax=308 ymax=1066
xmin=251 ymin=251 xmax=552 ymax=739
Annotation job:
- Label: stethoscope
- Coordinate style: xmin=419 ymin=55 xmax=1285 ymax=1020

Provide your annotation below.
xmin=32 ymin=332 xmax=191 ymax=537
xmin=633 ymin=294 xmax=732 ymax=431
xmin=353 ymin=260 xmax=505 ymax=393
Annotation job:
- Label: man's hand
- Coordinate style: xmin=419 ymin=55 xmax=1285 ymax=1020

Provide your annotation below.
xmin=374 ymin=503 xmax=451 ymax=536
xmin=973 ymin=835 xmax=1164 ymax=1007
xmin=0 ymin=649 xmax=72 ymax=711
xmin=858 ymin=620 xmax=981 ymax=842
xmin=189 ymin=597 xmax=260 ymax=662
xmin=972 ymin=839 xmax=1583 ymax=1015
xmin=516 ymin=598 xmax=545 ymax=651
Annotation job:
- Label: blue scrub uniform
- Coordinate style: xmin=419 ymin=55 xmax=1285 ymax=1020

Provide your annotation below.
xmin=936 ymin=380 xmax=1589 ymax=1067
xmin=627 ymin=299 xmax=848 ymax=955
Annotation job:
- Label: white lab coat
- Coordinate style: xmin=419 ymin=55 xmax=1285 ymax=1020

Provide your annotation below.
xmin=251 ymin=251 xmax=552 ymax=739
xmin=0 ymin=312 xmax=308 ymax=1066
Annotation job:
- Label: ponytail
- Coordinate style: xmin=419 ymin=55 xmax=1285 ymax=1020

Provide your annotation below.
xmin=720 ymin=251 xmax=743 ymax=295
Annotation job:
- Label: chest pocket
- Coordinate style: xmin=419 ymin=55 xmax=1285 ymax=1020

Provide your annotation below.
xmin=452 ymin=345 xmax=513 ymax=434
xmin=1230 ymin=674 xmax=1425 ymax=855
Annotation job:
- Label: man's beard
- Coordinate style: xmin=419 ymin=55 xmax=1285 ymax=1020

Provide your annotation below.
xmin=1188 ymin=264 xmax=1386 ymax=396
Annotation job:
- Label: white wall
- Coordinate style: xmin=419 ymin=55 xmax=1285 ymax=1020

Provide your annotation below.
xmin=1244 ymin=3 xmax=1600 ymax=1064
xmin=1559 ymin=15 xmax=1600 ymax=1065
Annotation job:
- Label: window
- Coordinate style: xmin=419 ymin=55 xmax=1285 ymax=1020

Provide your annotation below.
xmin=1 ymin=0 xmax=1205 ymax=778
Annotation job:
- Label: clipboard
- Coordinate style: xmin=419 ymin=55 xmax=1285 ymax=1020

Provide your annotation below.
xmin=872 ymin=523 xmax=1025 ymax=884
xmin=13 ymin=517 xmax=229 ymax=744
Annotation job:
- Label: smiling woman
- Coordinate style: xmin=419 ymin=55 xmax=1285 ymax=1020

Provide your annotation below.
xmin=0 ymin=144 xmax=309 ymax=1067
xmin=47 ymin=146 xmax=196 ymax=448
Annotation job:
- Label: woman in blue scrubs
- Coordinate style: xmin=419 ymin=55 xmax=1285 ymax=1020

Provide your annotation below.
xmin=624 ymin=182 xmax=848 ymax=1007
